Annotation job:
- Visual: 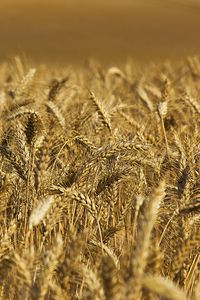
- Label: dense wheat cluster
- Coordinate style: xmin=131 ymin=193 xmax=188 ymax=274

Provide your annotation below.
xmin=0 ymin=57 xmax=199 ymax=300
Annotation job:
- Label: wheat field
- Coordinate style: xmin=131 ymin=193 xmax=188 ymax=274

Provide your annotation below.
xmin=0 ymin=56 xmax=199 ymax=299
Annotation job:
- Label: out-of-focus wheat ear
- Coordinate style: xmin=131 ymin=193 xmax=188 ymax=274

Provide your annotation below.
xmin=131 ymin=194 xmax=145 ymax=245
xmin=184 ymin=94 xmax=200 ymax=115
xmin=48 ymin=77 xmax=68 ymax=101
xmin=128 ymin=181 xmax=165 ymax=299
xmin=29 ymin=195 xmax=55 ymax=229
xmin=14 ymin=68 xmax=36 ymax=99
xmin=48 ymin=281 xmax=65 ymax=300
xmin=187 ymin=56 xmax=200 ymax=79
xmin=45 ymin=101 xmax=65 ymax=129
xmin=43 ymin=195 xmax=68 ymax=234
xmin=11 ymin=251 xmax=32 ymax=299
xmin=173 ymin=131 xmax=187 ymax=168
xmin=0 ymin=146 xmax=27 ymax=181
xmin=177 ymin=166 xmax=190 ymax=197
xmin=5 ymin=108 xmax=35 ymax=121
xmin=170 ymin=227 xmax=200 ymax=279
xmin=158 ymin=101 xmax=170 ymax=159
xmin=105 ymin=66 xmax=127 ymax=91
xmin=14 ymin=55 xmax=26 ymax=78
xmin=118 ymin=110 xmax=141 ymax=131
xmin=34 ymin=137 xmax=50 ymax=193
xmin=6 ymin=98 xmax=35 ymax=117
xmin=145 ymin=239 xmax=163 ymax=299
xmin=81 ymin=265 xmax=105 ymax=300
xmin=145 ymin=83 xmax=162 ymax=99
xmin=0 ymin=255 xmax=15 ymax=298
xmin=34 ymin=234 xmax=63 ymax=300
xmin=100 ymin=255 xmax=120 ymax=300
xmin=0 ymin=221 xmax=16 ymax=261
xmin=137 ymin=85 xmax=154 ymax=112
xmin=142 ymin=275 xmax=188 ymax=300
xmin=90 ymin=239 xmax=120 ymax=269
xmin=193 ymin=275 xmax=200 ymax=300
xmin=161 ymin=75 xmax=170 ymax=102
xmin=89 ymin=90 xmax=112 ymax=133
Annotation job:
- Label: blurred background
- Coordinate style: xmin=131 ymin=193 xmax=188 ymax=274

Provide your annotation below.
xmin=0 ymin=0 xmax=200 ymax=65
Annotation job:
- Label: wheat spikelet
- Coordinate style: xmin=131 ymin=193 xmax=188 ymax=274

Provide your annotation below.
xmin=74 ymin=135 xmax=97 ymax=153
xmin=170 ymin=227 xmax=200 ymax=277
xmin=117 ymin=196 xmax=133 ymax=228
xmin=95 ymin=168 xmax=130 ymax=196
xmin=179 ymin=198 xmax=200 ymax=215
xmin=89 ymin=91 xmax=112 ymax=133
xmin=5 ymin=108 xmax=36 ymax=120
xmin=67 ymin=189 xmax=99 ymax=225
xmin=25 ymin=112 xmax=43 ymax=146
xmin=0 ymin=139 xmax=27 ymax=180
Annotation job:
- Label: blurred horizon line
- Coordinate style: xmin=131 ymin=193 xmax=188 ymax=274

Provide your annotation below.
xmin=0 ymin=0 xmax=200 ymax=64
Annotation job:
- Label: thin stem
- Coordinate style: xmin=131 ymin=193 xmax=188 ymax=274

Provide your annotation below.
xmin=160 ymin=115 xmax=170 ymax=160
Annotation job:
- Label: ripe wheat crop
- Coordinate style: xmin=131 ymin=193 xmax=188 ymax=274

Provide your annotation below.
xmin=0 ymin=56 xmax=199 ymax=299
